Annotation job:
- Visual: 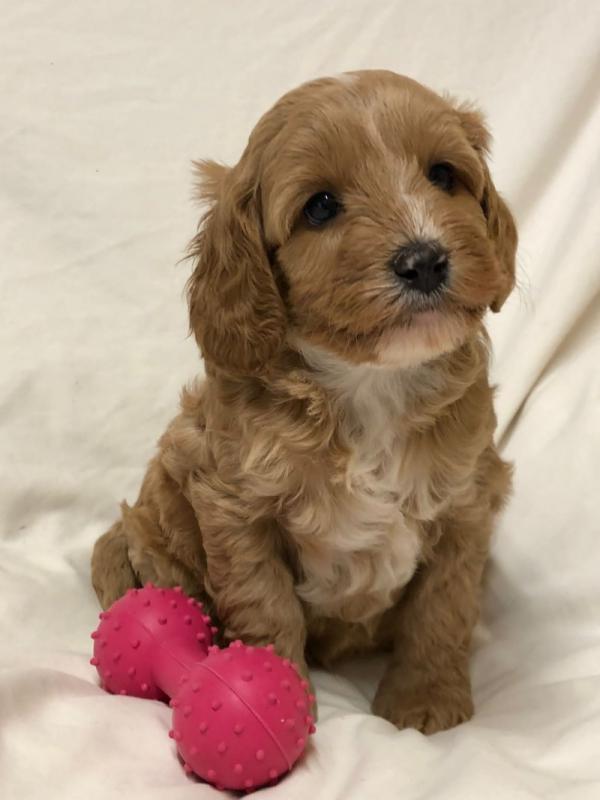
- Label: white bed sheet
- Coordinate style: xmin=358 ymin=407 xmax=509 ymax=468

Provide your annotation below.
xmin=1 ymin=1 xmax=599 ymax=798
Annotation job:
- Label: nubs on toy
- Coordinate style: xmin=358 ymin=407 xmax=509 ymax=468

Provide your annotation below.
xmin=90 ymin=584 xmax=316 ymax=791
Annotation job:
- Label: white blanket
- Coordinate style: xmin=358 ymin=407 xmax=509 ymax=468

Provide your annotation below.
xmin=1 ymin=1 xmax=599 ymax=798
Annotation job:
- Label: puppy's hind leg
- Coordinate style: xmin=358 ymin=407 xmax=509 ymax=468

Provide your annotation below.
xmin=91 ymin=518 xmax=138 ymax=609
xmin=92 ymin=459 xmax=210 ymax=610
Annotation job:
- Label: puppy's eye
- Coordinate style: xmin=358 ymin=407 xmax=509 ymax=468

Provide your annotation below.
xmin=428 ymin=163 xmax=455 ymax=193
xmin=303 ymin=192 xmax=340 ymax=226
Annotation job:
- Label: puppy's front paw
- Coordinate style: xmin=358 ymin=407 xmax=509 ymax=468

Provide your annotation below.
xmin=372 ymin=668 xmax=473 ymax=734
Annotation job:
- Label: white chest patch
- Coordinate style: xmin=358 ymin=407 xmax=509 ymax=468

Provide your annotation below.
xmin=287 ymin=345 xmax=434 ymax=624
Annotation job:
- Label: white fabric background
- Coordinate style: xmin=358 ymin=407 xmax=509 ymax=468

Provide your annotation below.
xmin=1 ymin=1 xmax=599 ymax=798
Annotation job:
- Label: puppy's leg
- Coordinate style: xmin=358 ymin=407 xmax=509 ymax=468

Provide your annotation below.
xmin=92 ymin=459 xmax=208 ymax=609
xmin=120 ymin=500 xmax=207 ymax=596
xmin=207 ymin=521 xmax=307 ymax=668
xmin=191 ymin=477 xmax=308 ymax=675
xmin=91 ymin=519 xmax=138 ymax=609
xmin=372 ymin=508 xmax=492 ymax=734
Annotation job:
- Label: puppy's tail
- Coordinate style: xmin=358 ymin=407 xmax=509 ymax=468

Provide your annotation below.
xmin=91 ymin=517 xmax=138 ymax=610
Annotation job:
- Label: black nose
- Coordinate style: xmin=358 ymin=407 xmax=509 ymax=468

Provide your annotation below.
xmin=391 ymin=241 xmax=449 ymax=295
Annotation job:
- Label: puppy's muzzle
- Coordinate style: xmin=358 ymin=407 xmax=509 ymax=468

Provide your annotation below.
xmin=391 ymin=240 xmax=449 ymax=295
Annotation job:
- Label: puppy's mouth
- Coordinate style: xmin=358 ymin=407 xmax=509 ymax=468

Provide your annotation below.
xmin=375 ymin=295 xmax=485 ymax=368
xmin=399 ymin=291 xmax=485 ymax=327
xmin=403 ymin=289 xmax=444 ymax=313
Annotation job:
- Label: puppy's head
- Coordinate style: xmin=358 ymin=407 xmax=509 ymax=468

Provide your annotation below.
xmin=187 ymin=70 xmax=517 ymax=373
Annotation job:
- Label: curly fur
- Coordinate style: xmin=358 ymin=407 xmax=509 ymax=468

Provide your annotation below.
xmin=92 ymin=70 xmax=517 ymax=734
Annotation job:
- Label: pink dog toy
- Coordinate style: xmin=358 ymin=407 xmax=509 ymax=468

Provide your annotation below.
xmin=90 ymin=584 xmax=315 ymax=791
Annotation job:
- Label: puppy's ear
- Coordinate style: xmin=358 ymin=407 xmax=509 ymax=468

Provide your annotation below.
xmin=455 ymin=104 xmax=518 ymax=312
xmin=186 ymin=160 xmax=286 ymax=373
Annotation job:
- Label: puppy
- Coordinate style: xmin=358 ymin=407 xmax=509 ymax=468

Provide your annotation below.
xmin=92 ymin=70 xmax=517 ymax=734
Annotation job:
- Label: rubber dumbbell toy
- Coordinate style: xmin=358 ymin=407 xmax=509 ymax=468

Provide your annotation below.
xmin=90 ymin=584 xmax=315 ymax=792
